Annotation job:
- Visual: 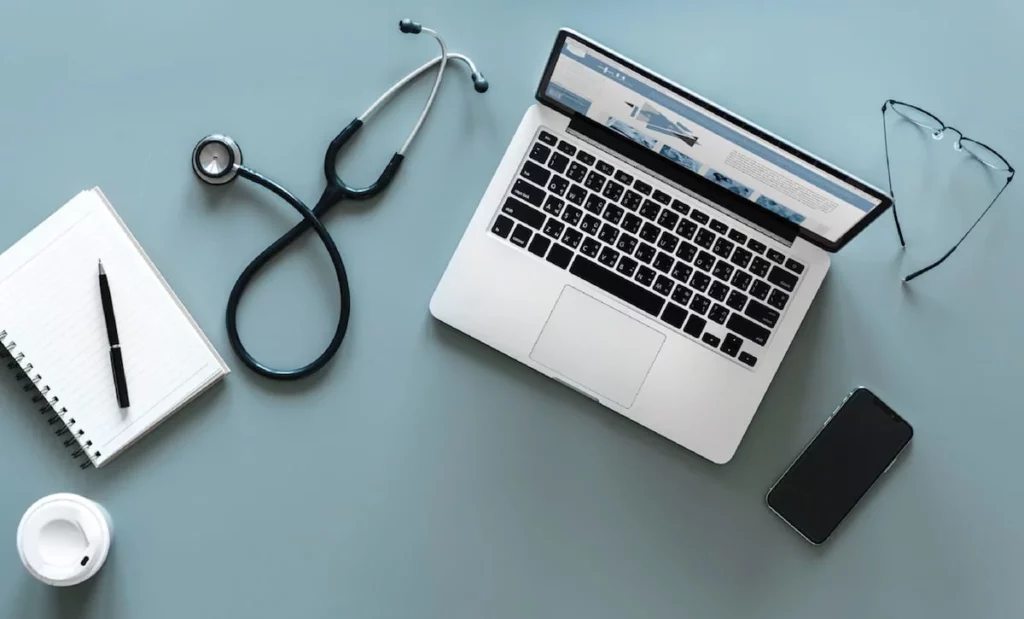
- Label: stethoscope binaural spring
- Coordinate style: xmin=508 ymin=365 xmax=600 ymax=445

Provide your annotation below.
xmin=191 ymin=19 xmax=487 ymax=381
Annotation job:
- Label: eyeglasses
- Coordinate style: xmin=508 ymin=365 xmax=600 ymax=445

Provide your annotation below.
xmin=881 ymin=99 xmax=1015 ymax=282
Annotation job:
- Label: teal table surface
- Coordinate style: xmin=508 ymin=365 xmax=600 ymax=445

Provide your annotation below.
xmin=1 ymin=1 xmax=1021 ymax=617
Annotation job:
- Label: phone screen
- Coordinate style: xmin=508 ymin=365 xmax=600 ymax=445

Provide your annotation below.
xmin=766 ymin=388 xmax=913 ymax=544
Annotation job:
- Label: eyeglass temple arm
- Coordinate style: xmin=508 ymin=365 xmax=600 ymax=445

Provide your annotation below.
xmin=881 ymin=103 xmax=908 ymax=247
xmin=902 ymin=174 xmax=1014 ymax=283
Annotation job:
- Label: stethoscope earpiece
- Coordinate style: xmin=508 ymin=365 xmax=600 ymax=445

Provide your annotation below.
xmin=192 ymin=134 xmax=242 ymax=185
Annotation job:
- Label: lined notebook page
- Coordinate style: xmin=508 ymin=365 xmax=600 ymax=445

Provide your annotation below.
xmin=0 ymin=189 xmax=228 ymax=467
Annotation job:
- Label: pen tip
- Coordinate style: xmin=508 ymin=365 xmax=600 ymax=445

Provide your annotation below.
xmin=98 ymin=260 xmax=105 ymax=275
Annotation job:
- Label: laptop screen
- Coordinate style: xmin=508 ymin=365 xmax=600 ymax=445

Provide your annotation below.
xmin=538 ymin=32 xmax=888 ymax=246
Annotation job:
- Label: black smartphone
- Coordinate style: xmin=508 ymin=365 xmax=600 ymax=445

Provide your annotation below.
xmin=766 ymin=388 xmax=913 ymax=544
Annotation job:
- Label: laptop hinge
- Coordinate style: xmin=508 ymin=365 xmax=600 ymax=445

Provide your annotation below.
xmin=567 ymin=114 xmax=800 ymax=246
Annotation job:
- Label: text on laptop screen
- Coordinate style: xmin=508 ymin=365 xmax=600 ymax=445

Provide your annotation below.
xmin=544 ymin=37 xmax=884 ymax=243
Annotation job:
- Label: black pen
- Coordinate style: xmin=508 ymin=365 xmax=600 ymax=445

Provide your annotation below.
xmin=98 ymin=260 xmax=130 ymax=408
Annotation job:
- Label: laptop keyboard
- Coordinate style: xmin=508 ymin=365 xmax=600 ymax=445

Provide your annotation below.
xmin=489 ymin=129 xmax=806 ymax=369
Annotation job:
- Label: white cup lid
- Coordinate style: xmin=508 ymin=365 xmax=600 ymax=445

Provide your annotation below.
xmin=17 ymin=494 xmax=111 ymax=586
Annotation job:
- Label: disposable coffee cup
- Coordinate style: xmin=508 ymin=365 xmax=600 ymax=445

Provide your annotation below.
xmin=17 ymin=493 xmax=113 ymax=586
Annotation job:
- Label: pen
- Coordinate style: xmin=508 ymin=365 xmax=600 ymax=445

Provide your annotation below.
xmin=98 ymin=260 xmax=130 ymax=408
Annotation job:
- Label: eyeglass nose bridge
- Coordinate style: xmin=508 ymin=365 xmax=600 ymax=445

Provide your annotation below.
xmin=934 ymin=125 xmax=965 ymax=149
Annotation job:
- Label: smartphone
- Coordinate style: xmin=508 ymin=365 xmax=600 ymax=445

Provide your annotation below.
xmin=766 ymin=388 xmax=913 ymax=544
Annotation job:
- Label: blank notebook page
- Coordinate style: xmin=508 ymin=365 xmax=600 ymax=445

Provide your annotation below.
xmin=0 ymin=189 xmax=228 ymax=468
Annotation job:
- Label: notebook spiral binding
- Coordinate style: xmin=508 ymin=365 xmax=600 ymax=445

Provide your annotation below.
xmin=0 ymin=329 xmax=97 ymax=469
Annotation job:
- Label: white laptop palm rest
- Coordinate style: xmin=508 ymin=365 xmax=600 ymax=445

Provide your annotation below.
xmin=430 ymin=30 xmax=892 ymax=463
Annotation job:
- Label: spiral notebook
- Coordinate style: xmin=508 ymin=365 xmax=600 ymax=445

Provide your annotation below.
xmin=0 ymin=188 xmax=229 ymax=469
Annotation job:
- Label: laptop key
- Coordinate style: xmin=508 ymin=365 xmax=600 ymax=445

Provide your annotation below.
xmin=561 ymin=205 xmax=582 ymax=226
xmin=633 ymin=180 xmax=652 ymax=195
xmin=538 ymin=131 xmax=557 ymax=146
xmin=768 ymin=288 xmax=789 ymax=310
xmin=521 ymin=161 xmax=551 ymax=187
xmin=566 ymin=184 xmax=587 ymax=206
xmin=708 ymin=281 xmax=729 ymax=302
xmin=598 ymin=246 xmax=620 ymax=268
xmin=671 ymin=199 xmax=690 ymax=215
xmin=654 ymin=275 xmax=674 ymax=296
xmin=580 ymin=237 xmax=601 ymax=257
xmin=576 ymin=150 xmax=596 ymax=165
xmin=767 ymin=266 xmax=798 ymax=292
xmin=511 ymin=224 xmax=532 ymax=248
xmin=635 ymin=265 xmax=657 ymax=286
xmin=767 ymin=249 xmax=785 ymax=264
xmin=676 ymin=241 xmax=698 ymax=263
xmin=597 ymin=161 xmax=615 ymax=175
xmin=672 ymin=261 xmax=693 ymax=283
xmin=622 ymin=190 xmax=643 ymax=211
xmin=708 ymin=304 xmax=729 ymax=325
xmin=657 ymin=232 xmax=679 ymax=253
xmin=747 ymin=238 xmax=766 ymax=254
xmin=671 ymin=284 xmax=693 ymax=305
xmin=677 ymin=219 xmax=698 ymax=240
xmin=598 ymin=224 xmax=619 ymax=245
xmin=543 ymin=219 xmax=565 ymax=239
xmin=730 ymin=247 xmax=752 ymax=268
xmin=492 ymin=214 xmax=515 ymax=238
xmin=562 ymin=228 xmax=583 ymax=248
xmin=543 ymin=195 xmax=564 ymax=217
xmin=602 ymin=180 xmax=624 ymax=201
xmin=702 ymin=332 xmax=722 ymax=348
xmin=548 ymin=152 xmax=569 ymax=174
xmin=745 ymin=299 xmax=780 ymax=328
xmin=690 ymin=272 xmax=711 ymax=292
xmin=713 ymin=238 xmax=734 ymax=259
xmin=501 ymin=197 xmax=545 ymax=229
xmin=547 ymin=175 xmax=569 ymax=196
xmin=750 ymin=256 xmax=771 ymax=278
xmin=683 ymin=314 xmax=706 ymax=338
xmin=727 ymin=314 xmax=770 ymax=346
xmin=617 ymin=256 xmax=638 ymax=277
xmin=640 ymin=200 xmax=661 ymax=221
xmin=785 ymin=258 xmax=805 ymax=275
xmin=529 ymin=143 xmax=551 ymax=165
xmin=726 ymin=290 xmax=747 ymax=311
xmin=720 ymin=334 xmax=742 ymax=357
xmin=566 ymin=162 xmax=587 ymax=182
xmin=616 ymin=234 xmax=638 ymax=255
xmin=657 ymin=210 xmax=680 ymax=231
xmin=661 ymin=303 xmax=688 ymax=329
xmin=585 ymin=171 xmax=606 ymax=192
xmin=695 ymin=228 xmax=716 ymax=249
xmin=512 ymin=179 xmax=545 ymax=207
xmin=712 ymin=261 xmax=734 ymax=282
xmin=528 ymin=235 xmax=551 ymax=257
xmin=710 ymin=219 xmax=729 ymax=234
xmin=622 ymin=213 xmax=642 ymax=234
xmin=694 ymin=250 xmax=716 ymax=272
xmin=614 ymin=170 xmax=634 ymax=185
xmin=580 ymin=214 xmax=601 ymax=236
xmin=557 ymin=141 xmax=576 ymax=156
xmin=690 ymin=210 xmax=710 ymax=225
xmin=738 ymin=352 xmax=758 ymax=367
xmin=603 ymin=204 xmax=624 ymax=225
xmin=635 ymin=243 xmax=656 ymax=264
xmin=653 ymin=252 xmax=674 ymax=273
xmin=570 ymin=256 xmax=665 ymax=317
xmin=584 ymin=194 xmax=606 ymax=215
xmin=750 ymin=280 xmax=771 ymax=300
xmin=728 ymin=229 xmax=747 ymax=244
xmin=640 ymin=222 xmax=661 ymax=243
xmin=546 ymin=244 xmax=573 ymax=269
xmin=731 ymin=270 xmax=752 ymax=291
xmin=653 ymin=189 xmax=671 ymax=205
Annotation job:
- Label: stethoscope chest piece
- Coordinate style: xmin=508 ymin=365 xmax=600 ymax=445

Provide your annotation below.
xmin=193 ymin=134 xmax=243 ymax=185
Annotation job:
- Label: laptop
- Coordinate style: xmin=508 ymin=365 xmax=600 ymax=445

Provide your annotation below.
xmin=430 ymin=30 xmax=892 ymax=463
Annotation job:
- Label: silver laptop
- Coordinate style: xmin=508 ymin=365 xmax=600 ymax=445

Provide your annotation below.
xmin=430 ymin=30 xmax=892 ymax=463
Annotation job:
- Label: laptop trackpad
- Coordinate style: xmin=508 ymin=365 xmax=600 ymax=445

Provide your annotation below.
xmin=530 ymin=286 xmax=665 ymax=407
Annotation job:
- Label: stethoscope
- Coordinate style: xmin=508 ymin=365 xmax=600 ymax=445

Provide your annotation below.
xmin=191 ymin=19 xmax=487 ymax=381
